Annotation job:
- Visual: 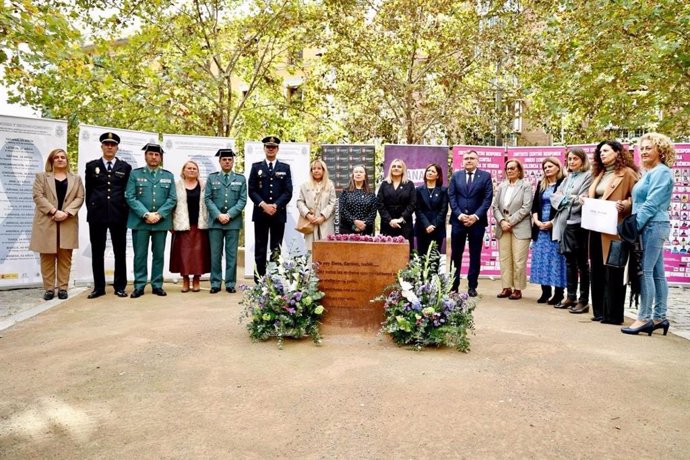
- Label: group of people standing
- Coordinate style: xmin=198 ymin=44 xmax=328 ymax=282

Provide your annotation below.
xmin=30 ymin=131 xmax=676 ymax=337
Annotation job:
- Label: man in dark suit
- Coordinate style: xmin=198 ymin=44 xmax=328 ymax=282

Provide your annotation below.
xmin=248 ymin=136 xmax=293 ymax=282
xmin=448 ymin=150 xmax=494 ymax=297
xmin=85 ymin=132 xmax=132 ymax=298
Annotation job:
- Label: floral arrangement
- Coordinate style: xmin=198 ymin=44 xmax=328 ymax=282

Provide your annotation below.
xmin=374 ymin=244 xmax=475 ymax=352
xmin=327 ymin=233 xmax=407 ymax=243
xmin=240 ymin=251 xmax=325 ymax=349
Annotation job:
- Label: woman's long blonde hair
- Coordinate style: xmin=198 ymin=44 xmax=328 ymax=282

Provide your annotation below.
xmin=308 ymin=158 xmax=331 ymax=190
xmin=44 ymin=148 xmax=70 ymax=173
xmin=384 ymin=158 xmax=409 ymax=184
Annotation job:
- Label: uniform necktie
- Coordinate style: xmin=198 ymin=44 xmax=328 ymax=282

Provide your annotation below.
xmin=107 ymin=161 xmax=112 ymax=172
xmin=467 ymin=171 xmax=473 ymax=186
xmin=268 ymin=162 xmax=274 ymax=174
xmin=151 ymin=169 xmax=156 ymax=178
xmin=224 ymin=173 xmax=229 ymax=183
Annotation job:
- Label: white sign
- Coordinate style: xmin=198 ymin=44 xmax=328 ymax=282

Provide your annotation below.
xmin=581 ymin=197 xmax=619 ymax=235
xmin=243 ymin=141 xmax=311 ymax=278
xmin=74 ymin=124 xmax=158 ymax=286
xmin=0 ymin=115 xmax=67 ymax=288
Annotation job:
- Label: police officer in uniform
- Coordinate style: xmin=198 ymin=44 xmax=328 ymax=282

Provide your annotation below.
xmin=85 ymin=132 xmax=132 ymax=298
xmin=205 ymin=149 xmax=247 ymax=293
xmin=125 ymin=143 xmax=177 ymax=298
xmin=248 ymin=136 xmax=293 ymax=281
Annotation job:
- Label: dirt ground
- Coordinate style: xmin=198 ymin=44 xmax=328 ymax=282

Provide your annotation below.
xmin=1 ymin=280 xmax=689 ymax=459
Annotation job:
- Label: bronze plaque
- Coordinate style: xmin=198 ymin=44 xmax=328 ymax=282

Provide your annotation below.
xmin=312 ymin=241 xmax=409 ymax=332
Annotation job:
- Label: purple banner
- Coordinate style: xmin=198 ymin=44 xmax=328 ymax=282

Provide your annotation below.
xmin=383 ymin=144 xmax=449 ymax=186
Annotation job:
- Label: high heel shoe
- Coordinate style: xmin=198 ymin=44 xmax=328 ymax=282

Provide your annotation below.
xmin=192 ymin=275 xmax=201 ymax=292
xmin=181 ymin=276 xmax=190 ymax=293
xmin=621 ymin=320 xmax=654 ymax=336
xmin=653 ymin=319 xmax=670 ymax=336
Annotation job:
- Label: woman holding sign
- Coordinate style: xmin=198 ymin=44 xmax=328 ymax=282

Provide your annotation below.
xmin=586 ymin=141 xmax=638 ymax=323
xmin=29 ymin=148 xmax=85 ymax=300
xmin=622 ymin=133 xmax=675 ymax=336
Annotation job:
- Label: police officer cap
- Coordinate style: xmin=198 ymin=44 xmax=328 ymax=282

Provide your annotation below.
xmin=141 ymin=143 xmax=164 ymax=154
xmin=261 ymin=136 xmax=281 ymax=146
xmin=99 ymin=132 xmax=121 ymax=144
xmin=215 ymin=148 xmax=235 ymax=158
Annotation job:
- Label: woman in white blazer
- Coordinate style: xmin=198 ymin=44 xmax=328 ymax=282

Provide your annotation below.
xmin=493 ymin=159 xmax=534 ymax=300
xmin=296 ymin=159 xmax=336 ymax=251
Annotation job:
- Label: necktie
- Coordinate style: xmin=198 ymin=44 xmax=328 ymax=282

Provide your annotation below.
xmin=107 ymin=161 xmax=112 ymax=172
xmin=151 ymin=169 xmax=156 ymax=178
xmin=467 ymin=171 xmax=473 ymax=186
xmin=224 ymin=173 xmax=229 ymax=183
xmin=268 ymin=162 xmax=273 ymax=174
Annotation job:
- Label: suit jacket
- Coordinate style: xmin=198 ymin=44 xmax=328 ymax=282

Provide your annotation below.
xmin=414 ymin=185 xmax=448 ymax=239
xmin=377 ymin=180 xmax=416 ymax=238
xmin=204 ymin=171 xmax=247 ymax=230
xmin=493 ymin=179 xmax=534 ymax=240
xmin=29 ymin=172 xmax=84 ymax=253
xmin=248 ymin=160 xmax=292 ymax=223
xmin=296 ymin=180 xmax=336 ymax=241
xmin=173 ymin=179 xmax=209 ymax=231
xmin=125 ymin=167 xmax=177 ymax=231
xmin=588 ymin=166 xmax=639 ymax=263
xmin=85 ymin=157 xmax=131 ymax=224
xmin=448 ymin=168 xmax=494 ymax=229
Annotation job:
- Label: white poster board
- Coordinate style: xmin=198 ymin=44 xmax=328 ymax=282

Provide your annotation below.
xmin=161 ymin=133 xmax=234 ymax=280
xmin=0 ymin=115 xmax=67 ymax=288
xmin=243 ymin=141 xmax=310 ymax=278
xmin=74 ymin=124 xmax=159 ymax=286
xmin=581 ymin=198 xmax=619 ymax=235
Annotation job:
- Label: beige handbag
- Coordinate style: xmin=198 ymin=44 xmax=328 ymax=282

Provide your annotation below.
xmin=296 ymin=213 xmax=315 ymax=234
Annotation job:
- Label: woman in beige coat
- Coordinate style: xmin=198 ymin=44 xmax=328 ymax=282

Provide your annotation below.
xmin=492 ymin=159 xmax=534 ymax=300
xmin=29 ymin=148 xmax=85 ymax=300
xmin=296 ymin=159 xmax=336 ymax=251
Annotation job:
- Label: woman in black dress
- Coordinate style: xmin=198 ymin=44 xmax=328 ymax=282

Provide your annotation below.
xmin=378 ymin=159 xmax=416 ymax=251
xmin=415 ymin=163 xmax=448 ymax=265
xmin=339 ymin=165 xmax=377 ymax=235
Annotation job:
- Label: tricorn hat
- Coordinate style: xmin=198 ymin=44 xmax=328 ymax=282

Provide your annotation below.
xmin=215 ymin=148 xmax=235 ymax=158
xmin=141 ymin=143 xmax=164 ymax=154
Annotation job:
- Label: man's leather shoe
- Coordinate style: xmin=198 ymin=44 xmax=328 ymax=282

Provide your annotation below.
xmin=591 ymin=316 xmax=603 ymax=321
xmin=152 ymin=287 xmax=167 ymax=296
xmin=554 ymin=299 xmax=576 ymax=309
xmin=497 ymin=288 xmax=512 ymax=298
xmin=114 ymin=290 xmax=128 ymax=298
xmin=508 ymin=289 xmax=522 ymax=300
xmin=87 ymin=290 xmax=106 ymax=299
xmin=130 ymin=289 xmax=144 ymax=298
xmin=43 ymin=290 xmax=55 ymax=301
xmin=467 ymin=288 xmax=478 ymax=298
xmin=569 ymin=302 xmax=589 ymax=314
xmin=226 ymin=287 xmax=236 ymax=293
xmin=210 ymin=287 xmax=221 ymax=294
xmin=57 ymin=289 xmax=68 ymax=300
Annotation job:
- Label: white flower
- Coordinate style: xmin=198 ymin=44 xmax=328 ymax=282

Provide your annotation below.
xmin=399 ymin=277 xmax=419 ymax=303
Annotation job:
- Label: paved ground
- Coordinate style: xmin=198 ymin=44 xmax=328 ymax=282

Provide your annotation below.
xmin=1 ymin=279 xmax=688 ymax=459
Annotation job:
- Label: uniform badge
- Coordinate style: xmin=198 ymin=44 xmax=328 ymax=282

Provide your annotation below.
xmin=258 ymin=170 xmax=263 ymax=177
xmin=95 ymin=167 xmax=100 ymax=174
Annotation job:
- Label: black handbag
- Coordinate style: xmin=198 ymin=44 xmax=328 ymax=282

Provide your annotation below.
xmin=606 ymin=240 xmax=629 ymax=268
xmin=559 ymin=224 xmax=579 ymax=255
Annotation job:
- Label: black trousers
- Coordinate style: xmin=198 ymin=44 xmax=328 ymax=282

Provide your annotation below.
xmin=563 ymin=225 xmax=590 ymax=304
xmin=589 ymin=231 xmax=626 ymax=323
xmin=450 ymin=224 xmax=485 ymax=291
xmin=254 ymin=220 xmax=285 ymax=282
xmin=89 ymin=222 xmax=128 ymax=292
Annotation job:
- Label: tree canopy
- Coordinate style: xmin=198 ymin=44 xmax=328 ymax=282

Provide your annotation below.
xmin=2 ymin=0 xmax=688 ymax=152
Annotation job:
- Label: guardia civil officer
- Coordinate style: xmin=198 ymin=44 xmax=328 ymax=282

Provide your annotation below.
xmin=248 ymin=136 xmax=293 ymax=282
xmin=125 ymin=143 xmax=177 ymax=298
xmin=85 ymin=132 xmax=132 ymax=299
xmin=205 ymin=148 xmax=247 ymax=293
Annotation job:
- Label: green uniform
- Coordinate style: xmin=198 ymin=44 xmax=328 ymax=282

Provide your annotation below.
xmin=204 ymin=171 xmax=247 ymax=289
xmin=125 ymin=167 xmax=177 ymax=290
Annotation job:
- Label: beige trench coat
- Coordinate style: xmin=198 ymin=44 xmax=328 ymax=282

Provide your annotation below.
xmin=296 ymin=181 xmax=336 ymax=250
xmin=29 ymin=172 xmax=85 ymax=253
